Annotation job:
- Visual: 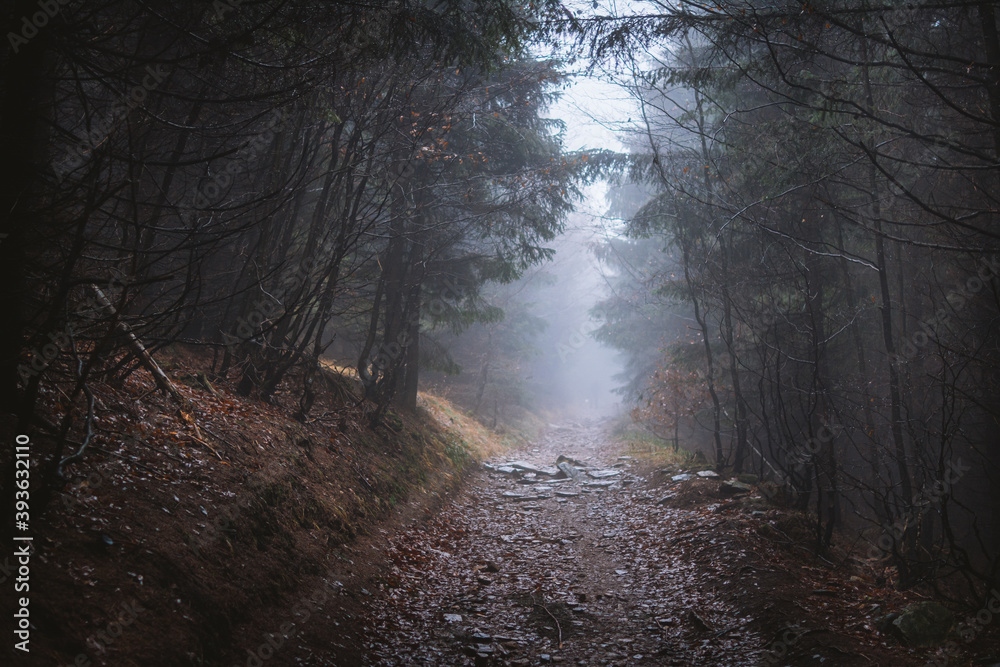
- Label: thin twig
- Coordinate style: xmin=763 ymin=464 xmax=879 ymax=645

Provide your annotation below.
xmin=58 ymin=342 xmax=96 ymax=478
xmin=713 ymin=617 xmax=753 ymax=638
xmin=199 ymin=424 xmax=241 ymax=451
xmin=534 ymin=599 xmax=563 ymax=649
xmin=187 ymin=435 xmax=225 ymax=461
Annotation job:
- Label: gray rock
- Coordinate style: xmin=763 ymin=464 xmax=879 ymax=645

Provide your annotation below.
xmin=697 ymin=470 xmax=720 ymax=478
xmin=588 ymin=469 xmax=622 ymax=479
xmin=558 ymin=461 xmax=583 ymax=481
xmin=507 ymin=461 xmax=543 ymax=473
xmin=672 ymin=473 xmax=693 ymax=482
xmin=556 ymin=454 xmax=587 ymax=467
xmin=891 ymin=601 xmax=954 ymax=647
xmin=720 ymin=479 xmax=753 ymax=494
xmin=502 ymin=492 xmax=549 ymax=501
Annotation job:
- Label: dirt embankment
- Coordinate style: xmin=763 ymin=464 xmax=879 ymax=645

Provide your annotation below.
xmin=5 ymin=346 xmax=511 ymax=667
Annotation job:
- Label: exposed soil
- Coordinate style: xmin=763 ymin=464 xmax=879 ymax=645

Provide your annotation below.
xmin=342 ymin=421 xmax=948 ymax=666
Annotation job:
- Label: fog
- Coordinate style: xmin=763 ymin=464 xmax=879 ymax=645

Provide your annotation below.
xmin=528 ymin=216 xmax=624 ymax=420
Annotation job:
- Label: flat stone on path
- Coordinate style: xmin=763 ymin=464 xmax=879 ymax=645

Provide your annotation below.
xmin=720 ymin=479 xmax=753 ymax=494
xmin=364 ymin=420 xmax=778 ymax=666
xmin=502 ymin=492 xmax=550 ymax=501
xmin=507 ymin=461 xmax=544 ymax=473
xmin=504 ymin=461 xmax=561 ymax=477
xmin=588 ymin=469 xmax=622 ymax=479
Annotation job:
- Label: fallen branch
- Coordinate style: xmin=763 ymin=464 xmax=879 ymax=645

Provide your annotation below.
xmin=713 ymin=617 xmax=753 ymax=638
xmin=87 ymin=284 xmax=189 ymax=409
xmin=88 ymin=284 xmax=208 ymax=444
xmin=533 ymin=597 xmax=563 ymax=649
xmin=687 ymin=609 xmax=713 ymax=633
xmin=187 ymin=435 xmax=224 ymax=461
xmin=199 ymin=424 xmax=241 ymax=451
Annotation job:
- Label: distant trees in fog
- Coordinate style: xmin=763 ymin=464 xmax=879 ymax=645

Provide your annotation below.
xmin=589 ymin=0 xmax=1000 ymax=600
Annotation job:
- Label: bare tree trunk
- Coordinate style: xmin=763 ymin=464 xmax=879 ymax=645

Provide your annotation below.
xmin=978 ymin=2 xmax=1000 ymax=158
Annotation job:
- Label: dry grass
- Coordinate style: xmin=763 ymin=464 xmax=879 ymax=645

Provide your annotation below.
xmin=417 ymin=392 xmax=520 ymax=460
xmin=614 ymin=424 xmax=707 ymax=469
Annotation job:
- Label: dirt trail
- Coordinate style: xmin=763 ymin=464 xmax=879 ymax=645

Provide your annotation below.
xmin=354 ymin=420 xmax=768 ymax=666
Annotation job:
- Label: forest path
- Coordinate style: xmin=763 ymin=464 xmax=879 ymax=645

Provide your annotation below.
xmin=353 ymin=421 xmax=768 ymax=666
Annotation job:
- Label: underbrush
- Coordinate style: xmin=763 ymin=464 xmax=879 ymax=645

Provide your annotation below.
xmin=613 ymin=421 xmax=706 ymax=469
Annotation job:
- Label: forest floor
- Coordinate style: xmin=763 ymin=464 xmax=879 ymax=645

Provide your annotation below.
xmin=12 ymin=347 xmax=522 ymax=667
xmin=339 ymin=420 xmax=966 ymax=667
xmin=14 ymin=351 xmax=996 ymax=666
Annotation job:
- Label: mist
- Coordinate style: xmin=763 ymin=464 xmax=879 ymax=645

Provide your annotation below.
xmin=526 ymin=215 xmax=624 ymax=420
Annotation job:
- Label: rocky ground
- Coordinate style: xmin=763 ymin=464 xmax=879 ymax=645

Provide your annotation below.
xmin=336 ymin=420 xmax=932 ymax=667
